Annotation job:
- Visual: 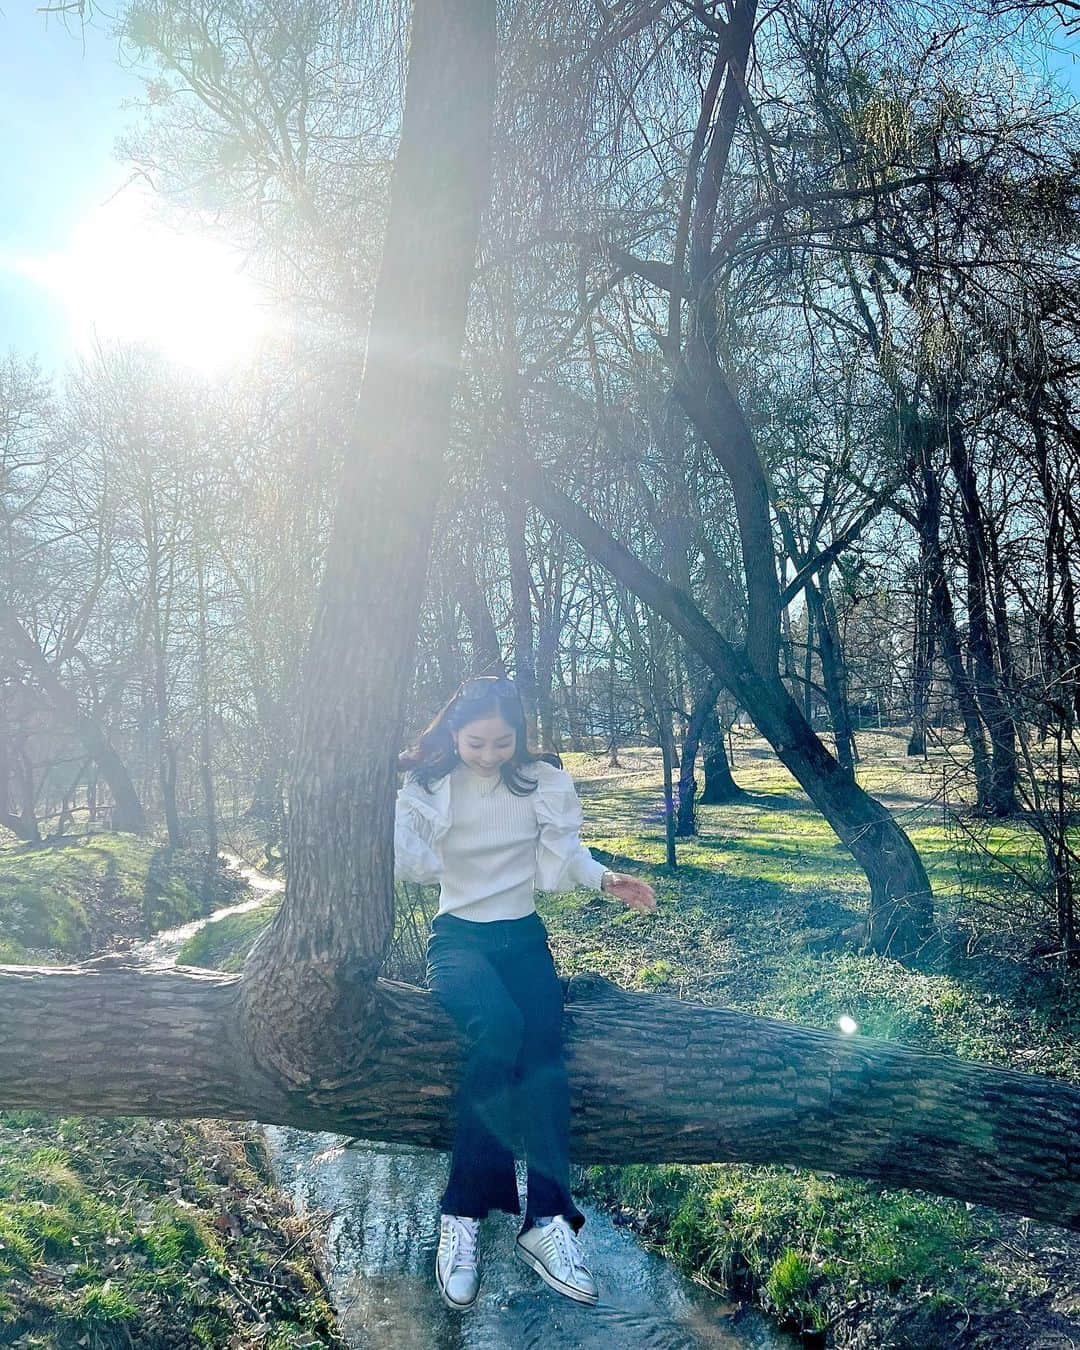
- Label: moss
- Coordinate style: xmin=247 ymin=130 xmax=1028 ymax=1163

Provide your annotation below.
xmin=634 ymin=957 xmax=677 ymax=989
xmin=0 ymin=832 xmax=245 ymax=962
xmin=177 ymin=897 xmax=279 ymax=971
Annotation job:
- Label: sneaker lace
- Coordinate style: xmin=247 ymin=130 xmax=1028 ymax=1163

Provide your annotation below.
xmin=448 ymin=1216 xmax=479 ymax=1270
xmin=549 ymin=1216 xmax=586 ymax=1273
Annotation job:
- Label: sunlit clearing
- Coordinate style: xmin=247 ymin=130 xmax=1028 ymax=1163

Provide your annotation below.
xmin=837 ymin=1015 xmax=858 ymax=1035
xmin=14 ymin=185 xmax=270 ymax=374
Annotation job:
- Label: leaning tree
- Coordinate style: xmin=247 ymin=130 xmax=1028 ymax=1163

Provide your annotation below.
xmin=1 ymin=0 xmax=1078 ymax=1235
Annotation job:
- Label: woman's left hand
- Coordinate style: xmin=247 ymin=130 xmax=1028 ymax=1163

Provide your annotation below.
xmin=602 ymin=871 xmax=656 ymax=912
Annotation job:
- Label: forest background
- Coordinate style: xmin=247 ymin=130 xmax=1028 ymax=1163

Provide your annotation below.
xmin=2 ymin=0 xmax=1080 ymax=1346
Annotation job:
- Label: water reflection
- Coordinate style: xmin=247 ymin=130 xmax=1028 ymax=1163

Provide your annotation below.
xmin=264 ymin=1131 xmax=794 ymax=1350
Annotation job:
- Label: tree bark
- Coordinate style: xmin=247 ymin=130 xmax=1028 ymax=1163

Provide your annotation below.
xmin=456 ymin=534 xmax=503 ymax=677
xmin=914 ymin=439 xmax=994 ymax=806
xmin=0 ymin=730 xmax=40 ymax=843
xmin=699 ymin=722 xmax=744 ymax=804
xmin=908 ymin=563 xmax=933 ymax=757
xmin=808 ymin=572 xmax=859 ymax=774
xmin=945 ymin=415 xmax=1019 ymax=815
xmin=2 ymin=961 xmax=1077 ymax=1230
xmin=676 ymin=671 xmax=729 ymax=833
xmin=237 ymin=0 xmax=498 ymax=1085
xmin=502 ymin=491 xmax=539 ymax=743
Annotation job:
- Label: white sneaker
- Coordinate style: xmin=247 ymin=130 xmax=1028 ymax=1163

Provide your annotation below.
xmin=515 ymin=1215 xmax=598 ymax=1305
xmin=435 ymin=1213 xmax=481 ymax=1310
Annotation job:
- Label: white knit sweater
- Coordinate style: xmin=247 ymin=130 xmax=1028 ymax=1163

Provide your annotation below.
xmin=394 ymin=758 xmax=607 ymax=922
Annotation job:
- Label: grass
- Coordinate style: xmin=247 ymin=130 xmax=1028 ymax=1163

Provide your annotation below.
xmin=177 ymin=897 xmax=281 ymax=972
xmin=550 ymin=732 xmax=1079 ymax=1345
xmin=0 ymin=832 xmax=246 ymax=963
xmin=0 ymin=831 xmax=341 ymax=1349
xmin=0 ymin=1113 xmax=340 ymax=1349
xmin=584 ymin=1161 xmax=995 ymax=1339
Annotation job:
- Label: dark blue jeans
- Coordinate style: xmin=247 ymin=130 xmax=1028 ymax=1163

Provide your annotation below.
xmin=426 ymin=910 xmax=585 ymax=1233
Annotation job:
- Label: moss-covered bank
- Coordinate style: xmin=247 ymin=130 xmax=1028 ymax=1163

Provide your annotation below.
xmin=0 ymin=832 xmax=248 ymax=965
xmin=0 ymin=832 xmax=343 ymax=1349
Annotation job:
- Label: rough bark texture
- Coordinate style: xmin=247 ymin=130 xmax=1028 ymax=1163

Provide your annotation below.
xmin=2 ymin=962 xmax=1077 ymax=1230
xmin=946 ymin=415 xmax=1019 ymax=815
xmin=676 ymin=671 xmax=728 ymax=833
xmin=807 ymin=573 xmax=859 ymax=774
xmin=237 ymin=0 xmax=497 ymax=1084
xmin=914 ymin=439 xmax=994 ymax=804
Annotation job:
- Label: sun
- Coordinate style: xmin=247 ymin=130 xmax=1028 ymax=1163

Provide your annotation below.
xmin=22 ymin=185 xmax=271 ymax=375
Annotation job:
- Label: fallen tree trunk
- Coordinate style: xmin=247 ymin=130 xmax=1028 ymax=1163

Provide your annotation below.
xmin=2 ymin=961 xmax=1077 ymax=1230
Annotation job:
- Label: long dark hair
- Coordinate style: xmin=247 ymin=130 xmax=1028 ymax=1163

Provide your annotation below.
xmin=397 ymin=676 xmax=561 ymax=795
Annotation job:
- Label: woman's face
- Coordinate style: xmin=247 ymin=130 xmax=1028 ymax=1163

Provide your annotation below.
xmin=452 ymin=712 xmax=517 ymax=776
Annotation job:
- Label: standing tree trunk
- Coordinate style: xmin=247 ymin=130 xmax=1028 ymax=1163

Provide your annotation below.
xmin=914 ymin=438 xmax=994 ymax=807
xmin=456 ymin=536 xmax=504 ymax=677
xmin=908 ymin=560 xmax=934 ymax=757
xmin=518 ymin=464 xmax=933 ymax=957
xmin=699 ymin=710 xmax=744 ymax=804
xmin=238 ymin=0 xmax=498 ymax=1084
xmin=502 ymin=491 xmax=539 ymax=743
xmin=677 ymin=666 xmax=746 ymax=831
xmin=195 ymin=543 xmax=218 ymax=860
xmin=0 ymin=725 xmax=40 ymax=842
xmin=571 ymin=0 xmax=930 ymax=954
xmin=808 ymin=571 xmax=859 ymax=774
xmin=945 ymin=415 xmax=1018 ymax=815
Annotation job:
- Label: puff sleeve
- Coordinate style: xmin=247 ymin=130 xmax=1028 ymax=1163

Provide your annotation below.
xmin=394 ymin=773 xmax=450 ymax=885
xmin=533 ymin=764 xmax=608 ymax=893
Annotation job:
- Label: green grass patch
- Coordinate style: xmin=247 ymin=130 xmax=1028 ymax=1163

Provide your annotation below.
xmin=0 ymin=1114 xmax=340 ymax=1348
xmin=557 ymin=734 xmax=1079 ymax=1343
xmin=177 ymin=897 xmax=280 ymax=971
xmin=0 ymin=832 xmax=246 ymax=962
xmin=583 ymin=1160 xmax=1005 ymax=1337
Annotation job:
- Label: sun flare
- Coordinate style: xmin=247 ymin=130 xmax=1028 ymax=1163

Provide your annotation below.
xmin=19 ymin=186 xmax=270 ymax=374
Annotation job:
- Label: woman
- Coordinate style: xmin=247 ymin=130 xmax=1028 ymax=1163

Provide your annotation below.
xmin=394 ymin=675 xmax=656 ymax=1311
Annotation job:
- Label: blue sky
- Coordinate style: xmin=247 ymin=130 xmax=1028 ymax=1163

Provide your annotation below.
xmin=0 ymin=7 xmax=149 ymax=372
xmin=1 ymin=8 xmax=272 ymax=376
xmin=1 ymin=6 xmax=1077 ymax=379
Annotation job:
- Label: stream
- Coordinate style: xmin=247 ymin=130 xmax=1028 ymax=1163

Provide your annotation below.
xmin=134 ymin=856 xmax=796 ymax=1350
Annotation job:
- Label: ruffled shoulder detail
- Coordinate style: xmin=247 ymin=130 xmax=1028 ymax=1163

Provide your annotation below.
xmin=530 ymin=761 xmax=606 ymax=893
xmin=529 ymin=760 xmax=584 ymax=830
xmin=398 ymin=771 xmax=452 ymax=834
xmin=393 ymin=772 xmax=452 ymax=885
